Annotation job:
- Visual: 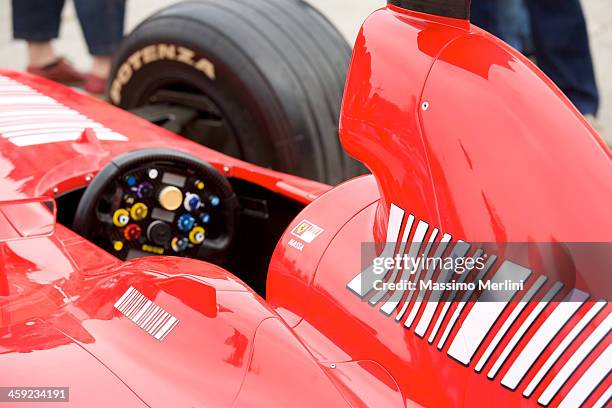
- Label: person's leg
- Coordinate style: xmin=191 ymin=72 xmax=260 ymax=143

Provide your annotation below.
xmin=496 ymin=0 xmax=530 ymax=52
xmin=517 ymin=0 xmax=534 ymax=56
xmin=471 ymin=0 xmax=498 ymax=34
xmin=12 ymin=0 xmax=65 ymax=67
xmin=472 ymin=0 xmax=531 ymax=53
xmin=525 ymin=0 xmax=599 ymax=115
xmin=73 ymin=0 xmax=126 ymax=79
xmin=26 ymin=43 xmax=57 ymax=68
xmin=12 ymin=0 xmax=84 ymax=84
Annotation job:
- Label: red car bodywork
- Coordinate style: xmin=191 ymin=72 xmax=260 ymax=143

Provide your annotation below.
xmin=269 ymin=5 xmax=611 ymax=407
xmin=1 ymin=4 xmax=611 ymax=408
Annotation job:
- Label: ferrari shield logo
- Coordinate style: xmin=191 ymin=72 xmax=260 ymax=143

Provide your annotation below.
xmin=291 ymin=220 xmax=323 ymax=243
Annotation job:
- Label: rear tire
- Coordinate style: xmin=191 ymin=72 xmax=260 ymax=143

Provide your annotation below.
xmin=107 ymin=0 xmax=365 ymax=184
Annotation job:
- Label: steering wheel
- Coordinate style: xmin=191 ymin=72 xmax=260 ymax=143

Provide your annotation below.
xmin=73 ymin=149 xmax=238 ymax=264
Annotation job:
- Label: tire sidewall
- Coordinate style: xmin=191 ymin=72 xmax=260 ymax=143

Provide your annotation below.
xmin=108 ymin=22 xmax=294 ymax=173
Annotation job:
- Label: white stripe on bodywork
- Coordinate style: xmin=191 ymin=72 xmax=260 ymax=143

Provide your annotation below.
xmin=403 ymin=233 xmax=452 ymax=328
xmin=558 ymin=343 xmax=611 ymax=408
xmin=0 ymin=121 xmax=103 ymax=133
xmin=369 ymin=214 xmax=415 ymax=305
xmin=428 ymin=249 xmax=484 ymax=344
xmin=10 ymin=132 xmax=127 ymax=146
xmin=393 ymin=227 xmax=439 ymax=321
xmin=447 ymin=260 xmax=531 ymax=365
xmin=346 ymin=204 xmax=404 ymax=297
xmin=0 ymin=109 xmax=69 ymax=117
xmin=523 ymin=300 xmax=606 ymax=397
xmin=0 ymin=96 xmax=56 ymax=104
xmin=378 ymin=219 xmax=429 ymax=312
xmin=487 ymin=281 xmax=564 ymax=379
xmin=414 ymin=241 xmax=470 ymax=337
xmin=0 ymin=75 xmax=127 ymax=146
xmin=592 ymin=385 xmax=611 ymax=408
xmin=0 ymin=115 xmax=86 ymax=125
xmin=501 ymin=289 xmax=589 ymax=389
xmin=538 ymin=313 xmax=612 ymax=406
xmin=475 ymin=275 xmax=547 ymax=372
xmin=436 ymin=255 xmax=497 ymax=349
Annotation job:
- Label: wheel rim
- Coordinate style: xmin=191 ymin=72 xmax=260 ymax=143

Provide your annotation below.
xmin=128 ymin=84 xmax=243 ymax=159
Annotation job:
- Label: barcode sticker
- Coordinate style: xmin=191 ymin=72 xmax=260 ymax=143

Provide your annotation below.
xmin=114 ymin=286 xmax=179 ymax=341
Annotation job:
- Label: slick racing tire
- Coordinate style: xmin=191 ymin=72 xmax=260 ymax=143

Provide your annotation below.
xmin=107 ymin=0 xmax=365 ymax=184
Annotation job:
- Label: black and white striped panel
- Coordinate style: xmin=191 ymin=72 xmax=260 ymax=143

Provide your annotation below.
xmin=414 ymin=241 xmax=470 ymax=338
xmin=487 ymin=281 xmax=564 ymax=379
xmin=377 ymin=219 xmax=428 ymax=310
xmin=523 ymin=300 xmax=606 ymax=397
xmin=114 ymin=286 xmax=179 ymax=341
xmin=402 ymin=232 xmax=452 ymax=328
xmin=347 ymin=204 xmax=405 ymax=298
xmin=592 ymin=385 xmax=611 ymax=408
xmin=501 ymin=289 xmax=590 ymax=389
xmin=0 ymin=75 xmax=127 ymax=146
xmin=428 ymin=249 xmax=484 ymax=344
xmin=447 ymin=260 xmax=532 ymax=365
xmin=390 ymin=227 xmax=439 ymax=320
xmin=557 ymin=343 xmax=611 ymax=407
xmin=369 ymin=214 xmax=415 ymax=305
xmin=474 ymin=275 xmax=548 ymax=372
xmin=348 ymin=203 xmax=611 ymax=406
xmin=437 ymin=254 xmax=497 ymax=349
xmin=538 ymin=313 xmax=612 ymax=406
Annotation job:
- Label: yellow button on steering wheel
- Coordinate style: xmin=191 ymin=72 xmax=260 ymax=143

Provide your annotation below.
xmin=189 ymin=226 xmax=206 ymax=244
xmin=130 ymin=202 xmax=148 ymax=221
xmin=112 ymin=209 xmax=130 ymax=227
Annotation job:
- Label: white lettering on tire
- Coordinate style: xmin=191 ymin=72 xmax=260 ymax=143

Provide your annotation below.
xmin=110 ymin=44 xmax=216 ymax=104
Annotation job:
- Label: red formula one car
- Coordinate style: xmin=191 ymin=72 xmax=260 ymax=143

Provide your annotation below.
xmin=1 ymin=0 xmax=611 ymax=407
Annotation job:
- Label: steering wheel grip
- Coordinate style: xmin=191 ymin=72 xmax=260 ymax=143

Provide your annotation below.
xmin=73 ymin=148 xmax=238 ymax=264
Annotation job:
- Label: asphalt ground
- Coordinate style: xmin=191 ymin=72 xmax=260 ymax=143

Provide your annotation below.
xmin=0 ymin=0 xmax=610 ymax=135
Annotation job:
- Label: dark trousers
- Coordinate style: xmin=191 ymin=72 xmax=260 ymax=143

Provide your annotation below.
xmin=12 ymin=0 xmax=126 ymax=56
xmin=472 ymin=0 xmax=599 ymax=115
